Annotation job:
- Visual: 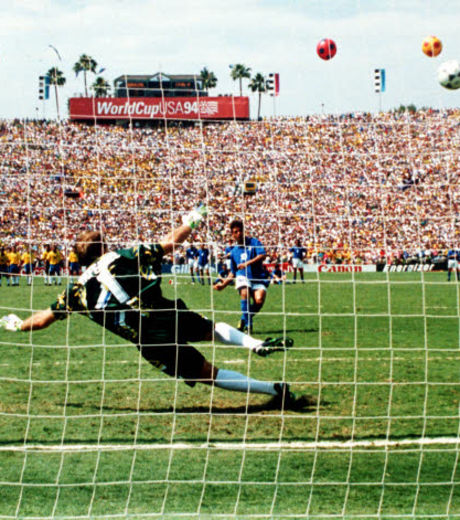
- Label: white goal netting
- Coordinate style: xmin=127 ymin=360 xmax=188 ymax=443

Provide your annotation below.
xmin=0 ymin=105 xmax=459 ymax=518
xmin=1 ymin=0 xmax=460 ymax=505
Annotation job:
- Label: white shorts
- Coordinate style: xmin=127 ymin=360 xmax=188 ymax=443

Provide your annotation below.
xmin=188 ymin=259 xmax=198 ymax=268
xmin=235 ymin=275 xmax=268 ymax=292
xmin=448 ymin=259 xmax=458 ymax=269
xmin=292 ymin=258 xmax=304 ymax=269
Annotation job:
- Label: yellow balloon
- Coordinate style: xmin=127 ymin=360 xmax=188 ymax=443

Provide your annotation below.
xmin=422 ymin=36 xmax=442 ymax=57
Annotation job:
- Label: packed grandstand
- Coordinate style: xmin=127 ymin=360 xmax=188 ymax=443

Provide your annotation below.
xmin=0 ymin=108 xmax=458 ymax=271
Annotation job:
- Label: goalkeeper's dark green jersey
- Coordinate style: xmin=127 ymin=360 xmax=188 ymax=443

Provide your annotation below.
xmin=51 ymin=244 xmax=168 ymax=343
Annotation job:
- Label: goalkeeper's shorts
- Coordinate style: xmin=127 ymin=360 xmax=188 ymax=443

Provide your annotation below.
xmin=138 ymin=298 xmax=213 ymax=386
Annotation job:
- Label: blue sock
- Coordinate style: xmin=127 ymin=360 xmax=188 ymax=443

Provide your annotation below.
xmin=240 ymin=299 xmax=249 ymax=326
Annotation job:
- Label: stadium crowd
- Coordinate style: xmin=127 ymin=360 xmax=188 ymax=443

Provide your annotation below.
xmin=0 ymin=108 xmax=458 ymax=278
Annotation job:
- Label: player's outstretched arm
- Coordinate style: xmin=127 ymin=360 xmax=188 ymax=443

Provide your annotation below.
xmin=0 ymin=309 xmax=56 ymax=332
xmin=21 ymin=309 xmax=56 ymax=331
xmin=160 ymin=204 xmax=207 ymax=255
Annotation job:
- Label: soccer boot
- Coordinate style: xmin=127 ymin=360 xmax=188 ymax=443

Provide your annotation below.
xmin=237 ymin=320 xmax=253 ymax=335
xmin=237 ymin=320 xmax=247 ymax=332
xmin=273 ymin=382 xmax=297 ymax=410
xmin=253 ymin=336 xmax=294 ymax=357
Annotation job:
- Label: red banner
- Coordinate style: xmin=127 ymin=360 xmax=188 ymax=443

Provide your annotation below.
xmin=69 ymin=96 xmax=249 ymax=121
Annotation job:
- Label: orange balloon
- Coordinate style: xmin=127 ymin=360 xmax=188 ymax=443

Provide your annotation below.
xmin=422 ymin=36 xmax=442 ymax=57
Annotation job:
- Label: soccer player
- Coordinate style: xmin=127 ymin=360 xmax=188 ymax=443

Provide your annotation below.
xmin=20 ymin=247 xmax=34 ymax=286
xmin=0 ymin=247 xmax=9 ymax=287
xmin=0 ymin=205 xmax=301 ymax=409
xmin=289 ymin=239 xmax=306 ymax=283
xmin=42 ymin=244 xmax=51 ymax=285
xmin=68 ymin=245 xmax=80 ymax=280
xmin=214 ymin=257 xmax=231 ymax=286
xmin=185 ymin=243 xmax=199 ymax=284
xmin=197 ymin=242 xmax=211 ymax=285
xmin=8 ymin=246 xmax=21 ymax=286
xmin=47 ymin=245 xmax=63 ymax=285
xmin=214 ymin=219 xmax=270 ymax=334
xmin=270 ymin=264 xmax=286 ymax=285
xmin=447 ymin=248 xmax=460 ymax=282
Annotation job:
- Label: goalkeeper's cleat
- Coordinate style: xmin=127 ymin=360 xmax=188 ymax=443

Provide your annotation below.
xmin=182 ymin=204 xmax=208 ymax=229
xmin=253 ymin=336 xmax=294 ymax=357
xmin=273 ymin=382 xmax=297 ymax=410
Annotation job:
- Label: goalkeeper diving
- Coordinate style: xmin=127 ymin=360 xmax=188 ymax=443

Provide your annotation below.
xmin=0 ymin=204 xmax=305 ymax=409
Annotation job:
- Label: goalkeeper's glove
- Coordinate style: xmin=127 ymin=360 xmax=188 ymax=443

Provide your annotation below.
xmin=182 ymin=204 xmax=208 ymax=229
xmin=0 ymin=314 xmax=23 ymax=332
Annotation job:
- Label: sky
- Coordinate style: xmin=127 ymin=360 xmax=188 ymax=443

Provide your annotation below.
xmin=1 ymin=0 xmax=459 ymax=120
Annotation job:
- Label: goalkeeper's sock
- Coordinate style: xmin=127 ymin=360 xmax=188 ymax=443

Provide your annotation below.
xmin=214 ymin=368 xmax=276 ymax=395
xmin=214 ymin=322 xmax=262 ymax=351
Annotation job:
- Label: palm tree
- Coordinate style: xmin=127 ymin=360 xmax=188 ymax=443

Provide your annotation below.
xmin=248 ymin=73 xmax=267 ymax=120
xmin=73 ymin=54 xmax=98 ymax=96
xmin=200 ymin=67 xmax=218 ymax=91
xmin=46 ymin=67 xmax=66 ymax=120
xmin=230 ymin=64 xmax=251 ymax=96
xmin=91 ymin=76 xmax=111 ymax=97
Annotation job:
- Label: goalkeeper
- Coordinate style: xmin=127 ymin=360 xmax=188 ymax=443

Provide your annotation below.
xmin=1 ymin=205 xmax=301 ymax=409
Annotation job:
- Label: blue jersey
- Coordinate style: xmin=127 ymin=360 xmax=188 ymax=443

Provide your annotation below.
xmin=198 ymin=248 xmax=210 ymax=267
xmin=217 ymin=261 xmax=230 ymax=277
xmin=289 ymin=246 xmax=306 ymax=260
xmin=230 ymin=237 xmax=268 ymax=282
xmin=224 ymin=246 xmax=233 ymax=258
xmin=447 ymin=249 xmax=457 ymax=260
xmin=186 ymin=246 xmax=199 ymax=260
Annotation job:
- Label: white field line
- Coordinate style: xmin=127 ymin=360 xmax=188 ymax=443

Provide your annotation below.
xmin=0 ymin=355 xmax=459 ymax=369
xmin=0 ymin=437 xmax=459 ymax=453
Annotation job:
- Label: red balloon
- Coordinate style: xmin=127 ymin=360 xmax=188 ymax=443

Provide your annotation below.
xmin=317 ymin=38 xmax=337 ymax=60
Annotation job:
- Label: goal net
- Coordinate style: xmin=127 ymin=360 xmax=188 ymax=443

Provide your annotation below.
xmin=0 ymin=62 xmax=459 ymax=520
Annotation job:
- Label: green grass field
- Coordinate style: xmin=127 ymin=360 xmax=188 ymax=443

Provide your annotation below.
xmin=0 ymin=272 xmax=459 ymax=518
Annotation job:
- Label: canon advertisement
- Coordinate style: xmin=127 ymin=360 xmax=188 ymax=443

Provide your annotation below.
xmin=69 ymin=96 xmax=249 ymax=121
xmin=267 ymin=264 xmax=377 ymax=273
